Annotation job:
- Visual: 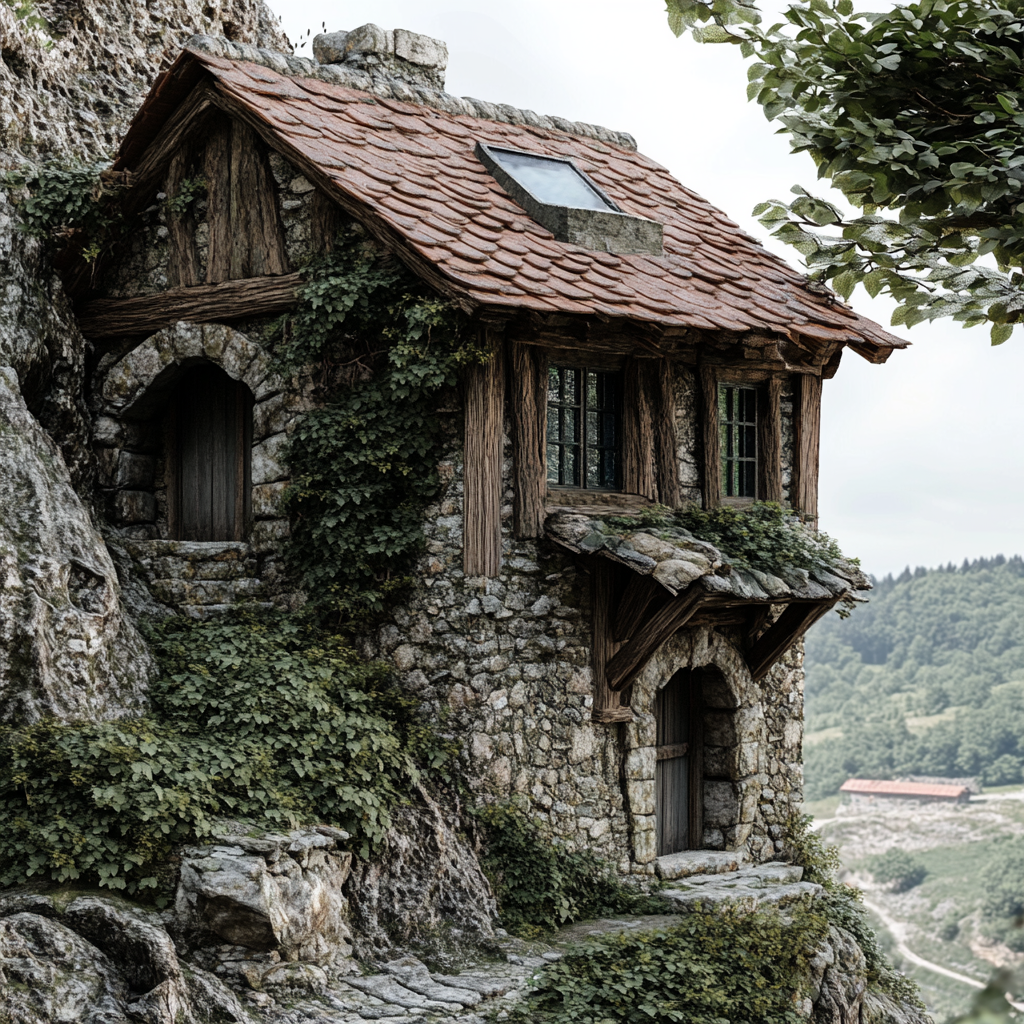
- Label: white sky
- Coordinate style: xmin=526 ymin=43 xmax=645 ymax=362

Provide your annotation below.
xmin=271 ymin=0 xmax=1024 ymax=578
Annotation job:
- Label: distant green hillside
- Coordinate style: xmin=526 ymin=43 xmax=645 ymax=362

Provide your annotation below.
xmin=803 ymin=556 xmax=1024 ymax=801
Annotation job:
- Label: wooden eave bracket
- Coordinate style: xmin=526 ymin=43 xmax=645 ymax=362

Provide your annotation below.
xmin=745 ymin=599 xmax=837 ymax=682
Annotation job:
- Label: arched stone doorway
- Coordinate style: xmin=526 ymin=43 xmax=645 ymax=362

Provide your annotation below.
xmin=624 ymin=629 xmax=769 ymax=869
xmin=167 ymin=364 xmax=253 ymax=541
xmin=93 ymin=322 xmax=302 ymax=616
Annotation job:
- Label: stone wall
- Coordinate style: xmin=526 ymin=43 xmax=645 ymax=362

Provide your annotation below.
xmin=357 ymin=397 xmax=806 ymax=873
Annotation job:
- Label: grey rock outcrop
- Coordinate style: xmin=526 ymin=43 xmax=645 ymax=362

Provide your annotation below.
xmin=0 ymin=366 xmax=152 ymax=723
xmin=345 ymin=795 xmax=498 ymax=957
xmin=175 ymin=826 xmax=355 ymax=966
xmin=0 ymin=894 xmax=253 ymax=1024
xmin=0 ymin=0 xmax=287 ymax=718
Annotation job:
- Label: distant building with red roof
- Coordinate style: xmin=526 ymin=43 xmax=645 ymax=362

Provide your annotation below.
xmin=840 ymin=778 xmax=971 ymax=806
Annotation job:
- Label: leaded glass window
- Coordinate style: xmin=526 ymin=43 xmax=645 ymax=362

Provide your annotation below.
xmin=719 ymin=383 xmax=757 ymax=498
xmin=547 ymin=366 xmax=621 ymax=489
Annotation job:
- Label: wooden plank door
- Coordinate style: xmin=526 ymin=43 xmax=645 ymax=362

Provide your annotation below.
xmin=172 ymin=365 xmax=252 ymax=541
xmin=655 ymin=670 xmax=704 ymax=856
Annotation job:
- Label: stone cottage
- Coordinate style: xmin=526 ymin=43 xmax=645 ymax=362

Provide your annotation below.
xmin=73 ymin=25 xmax=905 ymax=877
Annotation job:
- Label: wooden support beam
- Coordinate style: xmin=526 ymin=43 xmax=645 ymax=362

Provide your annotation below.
xmin=591 ymin=561 xmax=633 ymax=724
xmin=463 ymin=332 xmax=505 ymax=577
xmin=622 ymin=357 xmax=656 ymax=500
xmin=760 ymin=376 xmax=783 ymax=503
xmin=612 ymin=573 xmax=666 ymax=642
xmin=793 ymin=374 xmax=822 ymax=523
xmin=654 ymin=357 xmax=681 ymax=508
xmin=606 ymin=587 xmax=705 ymax=692
xmin=76 ymin=273 xmax=303 ymax=339
xmin=165 ymin=145 xmax=200 ymax=288
xmin=229 ymin=119 xmax=289 ymax=279
xmin=746 ymin=600 xmax=834 ymax=681
xmin=511 ymin=341 xmax=548 ymax=539
xmin=203 ymin=114 xmax=232 ymax=285
xmin=699 ymin=364 xmax=720 ymax=509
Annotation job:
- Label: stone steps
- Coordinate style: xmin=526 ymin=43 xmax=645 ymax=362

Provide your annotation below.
xmin=660 ymin=860 xmax=822 ymax=910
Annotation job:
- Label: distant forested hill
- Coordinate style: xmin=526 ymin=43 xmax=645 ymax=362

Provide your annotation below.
xmin=803 ymin=556 xmax=1024 ymax=800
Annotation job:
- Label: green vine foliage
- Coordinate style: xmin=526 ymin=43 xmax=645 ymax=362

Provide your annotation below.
xmin=0 ymin=613 xmax=456 ymax=897
xmin=783 ymin=815 xmax=925 ymax=1009
xmin=781 ymin=811 xmax=841 ymax=885
xmin=279 ymin=235 xmax=487 ymax=622
xmin=163 ymin=176 xmax=207 ymax=216
xmin=607 ymin=501 xmax=857 ymax=612
xmin=510 ymin=901 xmax=830 ymax=1024
xmin=472 ymin=802 xmax=671 ymax=937
xmin=1 ymin=161 xmax=126 ymax=258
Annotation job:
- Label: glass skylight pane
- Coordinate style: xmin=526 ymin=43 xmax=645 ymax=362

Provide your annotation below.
xmin=490 ymin=149 xmax=616 ymax=212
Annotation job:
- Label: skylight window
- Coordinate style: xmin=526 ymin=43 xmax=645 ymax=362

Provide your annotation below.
xmin=474 ymin=141 xmax=663 ymax=256
xmin=486 ymin=148 xmax=618 ymax=212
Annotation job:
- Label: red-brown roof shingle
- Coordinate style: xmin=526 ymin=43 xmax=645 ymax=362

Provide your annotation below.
xmin=116 ymin=42 xmax=908 ymax=361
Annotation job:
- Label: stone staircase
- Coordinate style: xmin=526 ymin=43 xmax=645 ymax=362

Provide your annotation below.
xmin=260 ymin=860 xmax=822 ymax=1024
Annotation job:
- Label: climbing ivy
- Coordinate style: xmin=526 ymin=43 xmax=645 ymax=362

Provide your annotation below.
xmin=510 ymin=901 xmax=830 ymax=1024
xmin=783 ymin=814 xmax=925 ymax=1009
xmin=1 ymin=161 xmax=127 ymax=259
xmin=0 ymin=612 xmax=457 ymax=897
xmin=278 ymin=234 xmax=487 ymax=622
xmin=163 ymin=176 xmax=207 ymax=216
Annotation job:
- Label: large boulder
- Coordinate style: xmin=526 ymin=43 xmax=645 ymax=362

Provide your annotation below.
xmin=0 ymin=893 xmax=253 ymax=1024
xmin=0 ymin=366 xmax=153 ymax=723
xmin=174 ymin=825 xmax=356 ymax=968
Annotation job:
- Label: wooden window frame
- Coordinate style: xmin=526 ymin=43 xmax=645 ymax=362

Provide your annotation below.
xmin=513 ymin=346 xmax=681 ymax=538
xmin=700 ymin=366 xmax=783 ymax=509
xmin=546 ymin=363 xmax=624 ymax=492
xmin=718 ymin=382 xmax=759 ymax=504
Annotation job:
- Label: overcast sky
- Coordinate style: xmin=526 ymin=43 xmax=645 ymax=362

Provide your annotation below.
xmin=272 ymin=0 xmax=1024 ymax=579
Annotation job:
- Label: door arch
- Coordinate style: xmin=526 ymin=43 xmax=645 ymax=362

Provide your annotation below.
xmin=167 ymin=363 xmax=253 ymax=541
xmin=655 ymin=668 xmax=705 ymax=855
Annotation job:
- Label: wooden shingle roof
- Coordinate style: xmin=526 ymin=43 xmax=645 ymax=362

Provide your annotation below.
xmin=115 ymin=37 xmax=907 ymax=363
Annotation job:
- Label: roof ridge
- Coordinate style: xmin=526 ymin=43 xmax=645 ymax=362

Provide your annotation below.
xmin=185 ymin=34 xmax=638 ymax=152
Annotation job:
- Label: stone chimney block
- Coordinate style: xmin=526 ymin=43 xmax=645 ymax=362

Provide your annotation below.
xmin=312 ymin=23 xmax=448 ymax=91
xmin=394 ymin=28 xmax=448 ymax=70
xmin=312 ymin=31 xmax=348 ymax=66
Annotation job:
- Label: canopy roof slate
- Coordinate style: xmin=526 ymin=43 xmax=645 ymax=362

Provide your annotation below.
xmin=113 ymin=35 xmax=906 ymax=363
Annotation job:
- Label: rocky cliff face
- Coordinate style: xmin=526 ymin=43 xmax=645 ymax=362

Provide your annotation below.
xmin=0 ymin=0 xmax=285 ymax=722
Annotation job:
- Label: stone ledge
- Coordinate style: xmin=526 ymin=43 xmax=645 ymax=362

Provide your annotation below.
xmin=655 ymin=850 xmax=747 ymax=880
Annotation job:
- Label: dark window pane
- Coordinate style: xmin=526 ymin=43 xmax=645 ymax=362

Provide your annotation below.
xmin=718 ymin=383 xmax=757 ymax=499
xmin=547 ymin=364 xmax=621 ymax=490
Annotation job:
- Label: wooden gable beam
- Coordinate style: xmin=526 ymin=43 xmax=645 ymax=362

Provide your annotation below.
xmin=205 ymin=87 xmax=480 ymax=317
xmin=746 ymin=600 xmax=835 ymax=682
xmin=76 ymin=273 xmax=303 ymax=339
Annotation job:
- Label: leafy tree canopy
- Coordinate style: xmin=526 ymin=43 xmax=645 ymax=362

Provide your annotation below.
xmin=803 ymin=556 xmax=1024 ymax=798
xmin=664 ymin=0 xmax=1024 ymax=343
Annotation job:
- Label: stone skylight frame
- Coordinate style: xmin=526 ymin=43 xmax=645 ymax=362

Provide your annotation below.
xmin=474 ymin=142 xmax=664 ymax=256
